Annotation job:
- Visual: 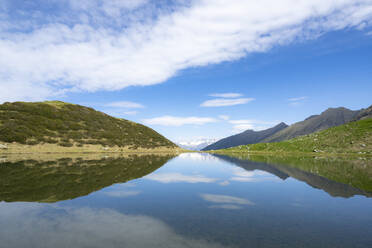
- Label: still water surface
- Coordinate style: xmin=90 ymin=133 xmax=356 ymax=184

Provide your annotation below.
xmin=0 ymin=153 xmax=371 ymax=248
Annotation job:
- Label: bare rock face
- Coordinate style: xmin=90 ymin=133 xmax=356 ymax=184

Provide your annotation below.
xmin=353 ymin=104 xmax=372 ymax=121
xmin=0 ymin=144 xmax=8 ymax=149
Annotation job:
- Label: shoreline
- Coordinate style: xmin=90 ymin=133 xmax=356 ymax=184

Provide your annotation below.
xmin=0 ymin=142 xmax=188 ymax=155
xmin=206 ymin=150 xmax=372 ymax=158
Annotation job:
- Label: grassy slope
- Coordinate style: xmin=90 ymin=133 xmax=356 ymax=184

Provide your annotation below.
xmin=218 ymin=153 xmax=372 ymax=194
xmin=213 ymin=118 xmax=372 ymax=155
xmin=0 ymin=101 xmax=177 ymax=150
xmin=0 ymin=154 xmax=175 ymax=202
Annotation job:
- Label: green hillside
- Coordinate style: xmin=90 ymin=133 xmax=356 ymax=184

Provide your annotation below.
xmin=214 ymin=154 xmax=372 ymax=195
xmin=0 ymin=154 xmax=175 ymax=202
xmin=213 ymin=118 xmax=372 ymax=155
xmin=262 ymin=107 xmax=360 ymax=143
xmin=0 ymin=101 xmax=176 ymax=150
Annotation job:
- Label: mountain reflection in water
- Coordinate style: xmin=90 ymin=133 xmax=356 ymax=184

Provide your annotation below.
xmin=213 ymin=154 xmax=372 ymax=198
xmin=0 ymin=154 xmax=176 ymax=202
xmin=0 ymin=153 xmax=371 ymax=248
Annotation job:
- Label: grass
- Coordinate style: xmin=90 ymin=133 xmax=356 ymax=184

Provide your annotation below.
xmin=0 ymin=142 xmax=185 ymax=154
xmin=212 ymin=118 xmax=372 ymax=155
xmin=217 ymin=153 xmax=372 ymax=194
xmin=0 ymin=101 xmax=177 ymax=150
xmin=0 ymin=154 xmax=176 ymax=202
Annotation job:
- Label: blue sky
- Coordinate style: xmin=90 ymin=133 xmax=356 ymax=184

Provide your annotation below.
xmin=1 ymin=0 xmax=372 ymax=143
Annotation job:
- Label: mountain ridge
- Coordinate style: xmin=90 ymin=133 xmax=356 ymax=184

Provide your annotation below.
xmin=202 ymin=122 xmax=288 ymax=151
xmin=212 ymin=117 xmax=372 ymax=155
xmin=204 ymin=105 xmax=370 ymax=151
xmin=263 ymin=106 xmax=361 ymax=143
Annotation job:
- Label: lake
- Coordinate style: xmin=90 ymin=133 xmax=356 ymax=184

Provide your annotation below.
xmin=0 ymin=152 xmax=371 ymax=248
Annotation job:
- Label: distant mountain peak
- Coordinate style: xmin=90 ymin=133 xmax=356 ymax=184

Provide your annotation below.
xmin=202 ymin=122 xmax=288 ymax=151
xmin=277 ymin=122 xmax=288 ymax=127
xmin=177 ymin=138 xmax=219 ymax=151
xmin=203 ymin=104 xmax=371 ymax=151
xmin=263 ymin=105 xmax=362 ymax=143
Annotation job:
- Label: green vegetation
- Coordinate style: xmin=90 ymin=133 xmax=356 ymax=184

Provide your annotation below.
xmin=0 ymin=154 xmax=175 ymax=202
xmin=0 ymin=101 xmax=176 ymax=149
xmin=216 ymin=153 xmax=372 ymax=194
xmin=214 ymin=118 xmax=372 ymax=155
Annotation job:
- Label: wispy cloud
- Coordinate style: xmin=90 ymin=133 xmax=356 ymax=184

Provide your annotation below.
xmin=145 ymin=173 xmax=217 ymax=184
xmin=230 ymin=168 xmax=279 ymax=183
xmin=229 ymin=119 xmax=278 ymax=132
xmin=105 ymin=110 xmax=138 ymax=118
xmin=218 ymin=115 xmax=230 ymax=120
xmin=288 ymin=96 xmax=308 ymax=106
xmin=209 ymin=93 xmax=242 ymax=98
xmin=105 ymin=101 xmax=144 ymax=109
xmin=1 ymin=1 xmax=372 ymax=101
xmin=288 ymin=96 xmax=308 ymax=102
xmin=0 ymin=205 xmax=228 ymax=248
xmin=143 ymin=116 xmax=217 ymax=126
xmin=123 ymin=111 xmax=138 ymax=115
xmin=208 ymin=204 xmax=243 ymax=210
xmin=201 ymin=98 xmax=254 ymax=107
xmin=200 ymin=194 xmax=255 ymax=205
xmin=219 ymin=180 xmax=230 ymax=186
xmin=104 ymin=190 xmax=141 ymax=198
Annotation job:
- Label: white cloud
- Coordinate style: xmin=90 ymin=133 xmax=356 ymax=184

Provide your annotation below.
xmin=229 ymin=119 xmax=278 ymax=132
xmin=0 ymin=204 xmax=229 ymax=248
xmin=209 ymin=93 xmax=242 ymax=98
xmin=200 ymin=193 xmax=255 ymax=205
xmin=143 ymin=116 xmax=217 ymax=126
xmin=288 ymin=96 xmax=308 ymax=102
xmin=231 ymin=124 xmax=255 ymax=132
xmin=177 ymin=152 xmax=221 ymax=161
xmin=68 ymin=0 xmax=149 ymax=16
xmin=105 ymin=101 xmax=144 ymax=108
xmin=218 ymin=115 xmax=230 ymax=120
xmin=101 ymin=0 xmax=148 ymax=14
xmin=104 ymin=101 xmax=143 ymax=116
xmin=123 ymin=111 xmax=138 ymax=115
xmin=1 ymin=1 xmax=372 ymax=101
xmin=219 ymin=180 xmax=230 ymax=186
xmin=145 ymin=172 xmax=217 ymax=183
xmin=288 ymin=96 xmax=308 ymax=106
xmin=208 ymin=204 xmax=243 ymax=210
xmin=104 ymin=190 xmax=141 ymax=198
xmin=201 ymin=98 xmax=254 ymax=107
xmin=229 ymin=167 xmax=279 ymax=183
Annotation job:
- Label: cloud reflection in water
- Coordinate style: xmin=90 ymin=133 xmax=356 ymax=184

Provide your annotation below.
xmin=0 ymin=203 xmax=231 ymax=248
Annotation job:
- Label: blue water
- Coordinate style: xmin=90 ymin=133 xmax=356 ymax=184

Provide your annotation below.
xmin=0 ymin=153 xmax=371 ymax=248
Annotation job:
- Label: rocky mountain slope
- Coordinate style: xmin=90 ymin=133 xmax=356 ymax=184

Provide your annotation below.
xmin=263 ymin=107 xmax=361 ymax=143
xmin=204 ymin=105 xmax=371 ymax=151
xmin=202 ymin=122 xmax=288 ymax=151
xmin=215 ymin=118 xmax=372 ymax=155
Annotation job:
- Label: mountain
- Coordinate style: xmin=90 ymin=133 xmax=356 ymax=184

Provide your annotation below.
xmin=0 ymin=101 xmax=177 ymax=151
xmin=263 ymin=107 xmax=360 ymax=143
xmin=0 ymin=154 xmax=175 ymax=202
xmin=202 ymin=122 xmax=288 ymax=151
xmin=177 ymin=138 xmax=218 ymax=150
xmin=353 ymin=105 xmax=372 ymax=121
xmin=213 ymin=154 xmax=372 ymax=197
xmin=213 ymin=118 xmax=372 ymax=155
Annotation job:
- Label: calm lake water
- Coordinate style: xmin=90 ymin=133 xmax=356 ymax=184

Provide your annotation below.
xmin=0 ymin=153 xmax=371 ymax=248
